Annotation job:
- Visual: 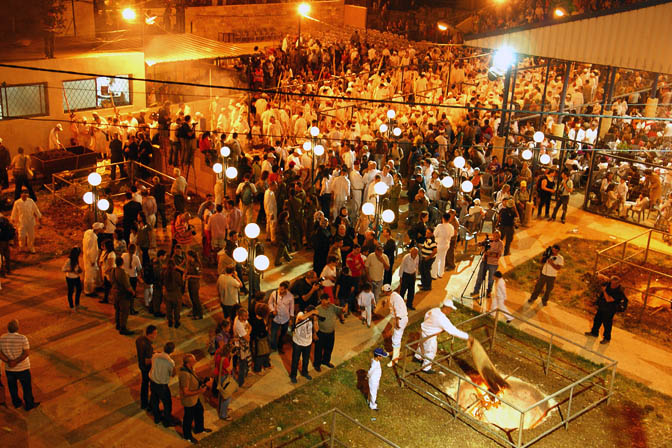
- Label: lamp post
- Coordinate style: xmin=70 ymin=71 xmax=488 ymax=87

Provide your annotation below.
xmin=84 ymin=172 xmax=104 ymax=221
xmin=298 ymin=3 xmax=310 ymax=48
xmin=305 ymin=126 xmax=322 ymax=190
xmin=233 ymin=223 xmax=269 ymax=308
xmin=362 ymin=181 xmax=395 ymax=239
xmin=213 ymin=145 xmax=238 ymax=201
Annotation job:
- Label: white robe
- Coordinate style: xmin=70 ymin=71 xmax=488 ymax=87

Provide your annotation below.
xmin=82 ymin=229 xmax=100 ymax=294
xmin=10 ymin=198 xmax=41 ymax=250
xmin=367 ymin=358 xmax=382 ymax=410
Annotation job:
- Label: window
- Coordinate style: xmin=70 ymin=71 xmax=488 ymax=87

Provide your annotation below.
xmin=62 ymin=75 xmax=132 ymax=112
xmin=0 ymin=83 xmax=48 ymax=120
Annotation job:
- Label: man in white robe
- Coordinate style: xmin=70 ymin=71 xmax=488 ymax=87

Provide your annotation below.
xmin=82 ymin=222 xmax=104 ymax=296
xmin=10 ymin=190 xmax=41 ymax=253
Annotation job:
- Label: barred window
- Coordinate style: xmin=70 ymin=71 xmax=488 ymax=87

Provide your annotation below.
xmin=62 ymin=75 xmax=132 ymax=112
xmin=0 ymin=83 xmax=48 ymax=119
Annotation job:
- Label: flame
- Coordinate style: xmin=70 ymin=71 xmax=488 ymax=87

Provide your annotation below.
xmin=466 ymin=378 xmax=504 ymax=420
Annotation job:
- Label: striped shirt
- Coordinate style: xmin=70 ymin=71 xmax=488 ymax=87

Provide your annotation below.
xmin=0 ymin=332 xmax=30 ymax=372
xmin=421 ymin=237 xmax=437 ymax=259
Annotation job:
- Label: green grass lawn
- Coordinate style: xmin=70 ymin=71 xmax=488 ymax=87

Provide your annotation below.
xmin=201 ymin=307 xmax=672 ymax=448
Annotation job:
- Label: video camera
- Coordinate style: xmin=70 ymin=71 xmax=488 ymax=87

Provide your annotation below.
xmin=541 ymin=246 xmax=555 ymax=264
xmin=477 ymin=235 xmax=491 ymax=251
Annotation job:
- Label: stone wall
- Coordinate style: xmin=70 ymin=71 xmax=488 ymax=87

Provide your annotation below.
xmin=185 ymin=0 xmax=345 ymax=42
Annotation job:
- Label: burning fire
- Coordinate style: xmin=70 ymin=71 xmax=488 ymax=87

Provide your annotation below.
xmin=466 ymin=378 xmax=505 ymax=420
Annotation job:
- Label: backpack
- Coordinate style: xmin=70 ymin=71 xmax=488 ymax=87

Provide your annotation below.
xmin=241 ymin=182 xmax=254 ymax=205
xmin=0 ymin=217 xmax=16 ymax=242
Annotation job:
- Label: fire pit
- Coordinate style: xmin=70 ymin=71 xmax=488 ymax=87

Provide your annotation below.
xmin=445 ymin=376 xmax=555 ymax=430
xmin=401 ymin=310 xmax=618 ymax=448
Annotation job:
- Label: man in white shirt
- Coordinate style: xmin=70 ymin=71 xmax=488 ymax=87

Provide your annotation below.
xmin=528 ymin=244 xmax=564 ymax=306
xmin=269 ymin=281 xmax=294 ymax=354
xmin=330 ymin=169 xmax=350 ymax=220
xmin=11 ymin=189 xmax=42 ymax=254
xmin=349 ymin=161 xmax=365 ymax=217
xmin=382 ymin=285 xmax=408 ymax=367
xmin=367 ymin=347 xmax=389 ymax=410
xmin=290 ymin=306 xmax=319 ymax=384
xmin=0 ymin=319 xmax=38 ymax=410
xmin=432 ymin=212 xmax=455 ymax=279
xmin=415 ymin=299 xmax=473 ymax=373
xmin=149 ymin=341 xmax=177 ymax=426
xmin=490 ymin=271 xmax=513 ymax=323
xmin=399 ymin=247 xmax=419 ymax=310
xmin=264 ymin=182 xmax=278 ymax=243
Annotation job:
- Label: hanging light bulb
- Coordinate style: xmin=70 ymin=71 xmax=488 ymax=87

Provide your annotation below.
xmin=453 ymin=156 xmax=466 ymax=169
xmin=441 ymin=176 xmax=454 ymax=188
xmin=303 ymin=141 xmax=312 ymax=151
xmin=392 ymin=127 xmax=402 ymax=137
xmin=314 ymin=145 xmax=325 ymax=156
xmin=232 ymin=246 xmax=248 ymax=263
xmin=83 ymin=191 xmax=94 ymax=205
xmin=225 ymin=166 xmax=238 ymax=179
xmin=245 ymin=223 xmax=260 ymax=239
xmin=362 ymin=202 xmax=375 ymax=216
xmin=540 ymin=153 xmax=551 ymax=165
xmin=387 ymin=109 xmax=396 ymax=119
xmin=97 ymin=198 xmax=110 ymax=211
xmin=212 ymin=163 xmax=223 ymax=174
xmin=220 ymin=146 xmax=231 ymax=157
xmin=254 ymin=255 xmax=270 ymax=271
xmin=379 ymin=123 xmax=389 ymax=134
xmin=522 ymin=149 xmax=533 ymax=160
xmin=374 ymin=181 xmax=388 ymax=196
xmin=87 ymin=172 xmax=102 ymax=186
xmin=461 ymin=180 xmax=474 ymax=193
xmin=310 ymin=126 xmax=320 ymax=137
xmin=381 ymin=209 xmax=395 ymax=223
xmin=533 ymin=131 xmax=545 ymax=143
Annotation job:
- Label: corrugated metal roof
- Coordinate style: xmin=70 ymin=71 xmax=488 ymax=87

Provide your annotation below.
xmin=465 ymin=2 xmax=672 ymax=74
xmin=144 ymin=34 xmax=262 ymax=65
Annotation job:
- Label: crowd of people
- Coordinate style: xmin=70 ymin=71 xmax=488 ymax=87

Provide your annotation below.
xmin=0 ymin=25 xmax=653 ymax=443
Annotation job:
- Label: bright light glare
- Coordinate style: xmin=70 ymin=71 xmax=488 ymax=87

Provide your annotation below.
xmin=220 ymin=146 xmax=231 ymax=157
xmin=492 ymin=45 xmax=515 ymax=72
xmin=97 ymin=199 xmax=110 ymax=211
xmin=314 ymin=145 xmax=325 ymax=156
xmin=387 ymin=109 xmax=396 ymax=119
xmin=310 ymin=126 xmax=320 ymax=137
xmin=213 ymin=163 xmax=223 ymax=174
xmin=145 ymin=16 xmax=157 ymax=25
xmin=254 ymin=255 xmax=270 ymax=271
xmin=87 ymin=172 xmax=102 ymax=186
xmin=298 ymin=2 xmax=311 ymax=16
xmin=303 ymin=141 xmax=312 ymax=151
xmin=533 ymin=131 xmax=545 ymax=143
xmin=441 ymin=176 xmax=454 ymax=188
xmin=245 ymin=223 xmax=261 ymax=239
xmin=225 ymin=166 xmax=238 ymax=179
xmin=554 ymin=8 xmax=565 ymax=17
xmin=379 ymin=123 xmax=389 ymax=134
xmin=374 ymin=181 xmax=388 ymax=196
xmin=382 ymin=209 xmax=395 ymax=223
xmin=393 ymin=127 xmax=402 ymax=137
xmin=233 ymin=246 xmax=248 ymax=263
xmin=362 ymin=202 xmax=375 ymax=216
xmin=522 ymin=149 xmax=533 ymax=160
xmin=453 ymin=156 xmax=466 ymax=169
xmin=461 ymin=180 xmax=474 ymax=193
xmin=540 ymin=154 xmax=551 ymax=165
xmin=121 ymin=7 xmax=137 ymax=21
xmin=83 ymin=191 xmax=94 ymax=205
xmin=437 ymin=23 xmax=448 ymax=31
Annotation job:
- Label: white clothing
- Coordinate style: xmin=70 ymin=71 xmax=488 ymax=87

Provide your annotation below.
xmin=48 ymin=127 xmax=63 ymax=149
xmin=399 ymin=253 xmax=419 ymax=274
xmin=264 ymin=189 xmax=277 ymax=242
xmin=10 ymin=198 xmax=41 ymax=251
xmin=82 ymin=229 xmax=99 ymax=294
xmin=432 ymin=222 xmax=454 ymax=278
xmin=358 ymin=290 xmax=376 ymax=326
xmin=0 ymin=332 xmax=31 ymax=372
xmin=418 ymin=308 xmax=469 ymax=371
xmin=367 ymin=358 xmax=382 ymax=410
xmin=122 ymin=253 xmax=142 ymax=278
xmin=490 ymin=278 xmax=511 ymax=318
xmin=541 ymin=254 xmax=564 ymax=277
xmin=292 ymin=312 xmax=314 ymax=346
xmin=389 ymin=292 xmax=408 ymax=348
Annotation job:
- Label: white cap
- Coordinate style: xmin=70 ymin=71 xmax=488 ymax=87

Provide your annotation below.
xmin=441 ymin=298 xmax=457 ymax=310
xmin=382 ymin=284 xmax=392 ymax=292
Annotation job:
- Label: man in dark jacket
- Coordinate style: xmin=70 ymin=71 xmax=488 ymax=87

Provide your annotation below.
xmin=109 ymin=133 xmax=126 ymax=181
xmin=122 ymin=192 xmax=142 ymax=243
xmin=585 ymin=274 xmax=627 ymax=344
xmin=111 ymin=257 xmax=135 ymax=335
xmin=0 ymin=139 xmax=11 ymax=189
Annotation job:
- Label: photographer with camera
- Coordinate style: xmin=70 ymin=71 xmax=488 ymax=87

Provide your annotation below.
xmin=290 ymin=271 xmax=321 ymax=312
xmin=179 ymin=354 xmax=212 ymax=443
xmin=585 ymin=274 xmax=627 ymax=344
xmin=528 ymin=244 xmax=563 ymax=306
xmin=470 ymin=231 xmax=504 ymax=298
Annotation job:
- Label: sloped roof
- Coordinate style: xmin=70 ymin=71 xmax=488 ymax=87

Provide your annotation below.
xmin=144 ymin=33 xmax=260 ymax=65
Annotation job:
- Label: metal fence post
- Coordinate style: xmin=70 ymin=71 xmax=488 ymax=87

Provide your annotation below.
xmin=565 ymin=386 xmax=574 ymax=430
xmin=491 ymin=310 xmax=499 ymax=351
xmin=516 ymin=411 xmax=525 ymax=447
xmin=620 ymin=241 xmax=627 ymax=272
xmin=329 ymin=410 xmax=336 ymax=448
xmin=544 ymin=336 xmax=554 ymax=375
xmin=644 ymin=230 xmax=652 ymax=264
xmin=130 ymin=161 xmax=135 ymax=185
xmin=638 ymin=271 xmax=652 ymax=323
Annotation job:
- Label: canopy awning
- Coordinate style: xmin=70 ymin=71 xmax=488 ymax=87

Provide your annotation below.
xmin=144 ymin=34 xmax=261 ymax=66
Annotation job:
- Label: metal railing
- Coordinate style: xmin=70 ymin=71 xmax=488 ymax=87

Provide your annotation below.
xmin=400 ymin=309 xmax=618 ymax=448
xmin=593 ymin=229 xmax=672 ymax=319
xmin=253 ymin=408 xmax=400 ymax=448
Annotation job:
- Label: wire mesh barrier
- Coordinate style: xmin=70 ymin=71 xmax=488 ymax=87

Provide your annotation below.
xmin=400 ymin=310 xmax=617 ymax=448
xmin=0 ymin=83 xmax=48 ymax=120
xmin=593 ymin=229 xmax=672 ymax=321
xmin=252 ymin=408 xmax=400 ymax=448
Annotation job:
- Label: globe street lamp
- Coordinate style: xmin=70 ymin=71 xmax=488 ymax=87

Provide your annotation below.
xmin=86 ymin=172 xmax=103 ymax=221
xmin=364 ymin=181 xmax=394 ymax=239
xmin=242 ymin=223 xmax=267 ymax=306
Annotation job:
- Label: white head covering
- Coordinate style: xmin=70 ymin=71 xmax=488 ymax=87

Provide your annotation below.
xmin=441 ymin=298 xmax=457 ymax=310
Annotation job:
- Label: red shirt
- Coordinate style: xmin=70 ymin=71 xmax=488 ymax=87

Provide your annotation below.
xmin=346 ymin=251 xmax=365 ymax=277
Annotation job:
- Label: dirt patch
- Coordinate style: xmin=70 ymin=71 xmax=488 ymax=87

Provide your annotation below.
xmin=505 ymin=237 xmax=672 ymax=345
